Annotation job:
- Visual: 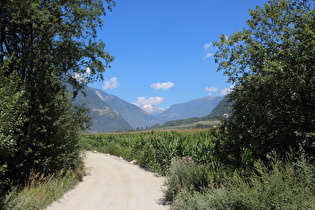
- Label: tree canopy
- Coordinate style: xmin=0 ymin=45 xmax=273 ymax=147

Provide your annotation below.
xmin=213 ymin=0 xmax=315 ymax=166
xmin=0 ymin=0 xmax=115 ymax=194
xmin=1 ymin=0 xmax=115 ymax=88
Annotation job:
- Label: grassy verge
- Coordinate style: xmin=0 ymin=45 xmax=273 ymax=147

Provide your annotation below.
xmin=2 ymin=166 xmax=84 ymax=210
xmin=169 ymin=155 xmax=315 ymax=210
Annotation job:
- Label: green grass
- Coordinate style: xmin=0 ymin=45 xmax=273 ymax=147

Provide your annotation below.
xmin=2 ymin=167 xmax=84 ymax=210
xmin=161 ymin=121 xmax=220 ymax=130
xmin=171 ymin=156 xmax=315 ymax=210
xmin=164 ymin=157 xmax=227 ymax=202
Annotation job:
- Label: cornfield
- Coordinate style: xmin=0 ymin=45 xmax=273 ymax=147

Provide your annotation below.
xmin=81 ymin=129 xmax=219 ymax=175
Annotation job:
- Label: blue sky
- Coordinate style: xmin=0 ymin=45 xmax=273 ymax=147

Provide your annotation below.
xmin=89 ymin=0 xmax=268 ymax=114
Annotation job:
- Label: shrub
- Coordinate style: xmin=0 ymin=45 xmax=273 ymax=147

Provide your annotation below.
xmin=164 ymin=157 xmax=227 ymax=202
xmin=171 ymin=189 xmax=240 ymax=210
xmin=171 ymin=155 xmax=315 ymax=210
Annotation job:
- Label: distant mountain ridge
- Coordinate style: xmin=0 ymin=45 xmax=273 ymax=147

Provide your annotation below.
xmin=74 ymin=86 xmax=225 ymax=132
xmin=92 ymin=88 xmax=160 ymax=129
xmin=156 ymin=96 xmax=224 ymax=123
xmin=74 ymin=87 xmax=132 ymax=133
xmin=74 ymin=87 xmax=159 ymax=133
xmin=148 ymin=96 xmax=232 ymax=130
xmin=204 ymin=96 xmax=232 ymax=120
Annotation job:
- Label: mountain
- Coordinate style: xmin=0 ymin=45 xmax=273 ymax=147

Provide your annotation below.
xmin=74 ymin=86 xmax=226 ymax=132
xmin=74 ymin=87 xmax=132 ymax=133
xmin=74 ymin=87 xmax=160 ymax=132
xmin=201 ymin=96 xmax=232 ymax=121
xmin=92 ymin=88 xmax=160 ymax=129
xmin=157 ymin=96 xmax=224 ymax=123
xmin=208 ymin=96 xmax=232 ymax=119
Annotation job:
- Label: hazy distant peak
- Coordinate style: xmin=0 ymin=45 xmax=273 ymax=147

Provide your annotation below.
xmin=95 ymin=90 xmax=106 ymax=102
xmin=156 ymin=96 xmax=223 ymax=123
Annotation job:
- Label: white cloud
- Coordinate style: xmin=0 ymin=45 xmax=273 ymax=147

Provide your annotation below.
xmin=205 ymin=87 xmax=218 ymax=92
xmin=203 ymin=42 xmax=213 ymax=51
xmin=72 ymin=67 xmax=91 ymax=83
xmin=143 ymin=104 xmax=154 ymax=114
xmin=134 ymin=96 xmax=164 ymax=114
xmin=205 ymin=86 xmax=218 ymax=95
xmin=203 ymin=53 xmax=213 ymax=59
xmin=151 ymin=82 xmax=174 ymax=90
xmin=221 ymin=85 xmax=235 ymax=95
xmin=103 ymin=77 xmax=120 ymax=90
xmin=135 ymin=96 xmax=164 ymax=106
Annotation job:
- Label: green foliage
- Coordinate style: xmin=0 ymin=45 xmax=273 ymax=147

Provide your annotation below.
xmin=147 ymin=118 xmax=219 ymax=130
xmin=171 ymin=155 xmax=315 ymax=210
xmin=0 ymin=72 xmax=89 ymax=191
xmin=0 ymin=0 xmax=115 ymax=197
xmin=81 ymin=130 xmax=218 ymax=175
xmin=0 ymin=0 xmax=115 ymax=87
xmin=213 ymin=0 xmax=315 ymax=166
xmin=82 ymin=130 xmax=314 ymax=209
xmin=0 ymin=73 xmax=29 ymax=197
xmin=163 ymin=118 xmax=201 ymax=127
xmin=164 ymin=157 xmax=227 ymax=202
xmin=2 ymin=167 xmax=84 ymax=210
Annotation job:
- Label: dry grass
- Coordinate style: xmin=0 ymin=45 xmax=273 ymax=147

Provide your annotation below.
xmin=2 ymin=168 xmax=84 ymax=210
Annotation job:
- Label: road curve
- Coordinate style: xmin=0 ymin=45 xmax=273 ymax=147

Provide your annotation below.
xmin=46 ymin=151 xmax=169 ymax=210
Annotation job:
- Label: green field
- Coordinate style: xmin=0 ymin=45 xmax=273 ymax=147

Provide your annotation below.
xmin=81 ymin=129 xmax=219 ymax=174
xmin=161 ymin=120 xmax=220 ymax=130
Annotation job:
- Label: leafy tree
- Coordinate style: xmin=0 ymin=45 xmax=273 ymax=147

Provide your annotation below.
xmin=213 ymin=0 xmax=315 ymax=166
xmin=0 ymin=0 xmax=115 ymax=191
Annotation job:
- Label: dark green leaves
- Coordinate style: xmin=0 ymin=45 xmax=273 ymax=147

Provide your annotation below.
xmin=213 ymin=0 xmax=315 ymax=166
xmin=0 ymin=0 xmax=115 ymax=192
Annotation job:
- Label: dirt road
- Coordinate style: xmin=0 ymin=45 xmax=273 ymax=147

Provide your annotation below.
xmin=46 ymin=152 xmax=169 ymax=210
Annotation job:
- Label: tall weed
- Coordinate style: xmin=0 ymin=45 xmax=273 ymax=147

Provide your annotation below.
xmin=164 ymin=157 xmax=228 ymax=202
xmin=171 ymin=155 xmax=315 ymax=210
xmin=2 ymin=168 xmax=84 ymax=210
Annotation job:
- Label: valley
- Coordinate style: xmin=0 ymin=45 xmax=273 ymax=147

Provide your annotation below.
xmin=75 ymin=86 xmax=229 ymax=133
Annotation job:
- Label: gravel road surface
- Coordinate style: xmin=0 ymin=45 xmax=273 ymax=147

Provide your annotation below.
xmin=46 ymin=151 xmax=169 ymax=210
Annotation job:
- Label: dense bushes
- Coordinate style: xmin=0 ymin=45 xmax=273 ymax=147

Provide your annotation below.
xmin=213 ymin=0 xmax=315 ymax=166
xmin=0 ymin=73 xmax=87 ymax=194
xmin=164 ymin=157 xmax=227 ymax=202
xmin=1 ymin=0 xmax=115 ymax=200
xmin=171 ymin=154 xmax=315 ymax=210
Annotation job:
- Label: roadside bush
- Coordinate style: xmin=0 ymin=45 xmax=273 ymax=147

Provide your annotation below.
xmin=0 ymin=74 xmax=88 ymax=195
xmin=172 ymin=189 xmax=238 ymax=210
xmin=171 ymin=154 xmax=315 ymax=210
xmin=230 ymin=159 xmax=314 ymax=209
xmin=164 ymin=157 xmax=227 ymax=202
